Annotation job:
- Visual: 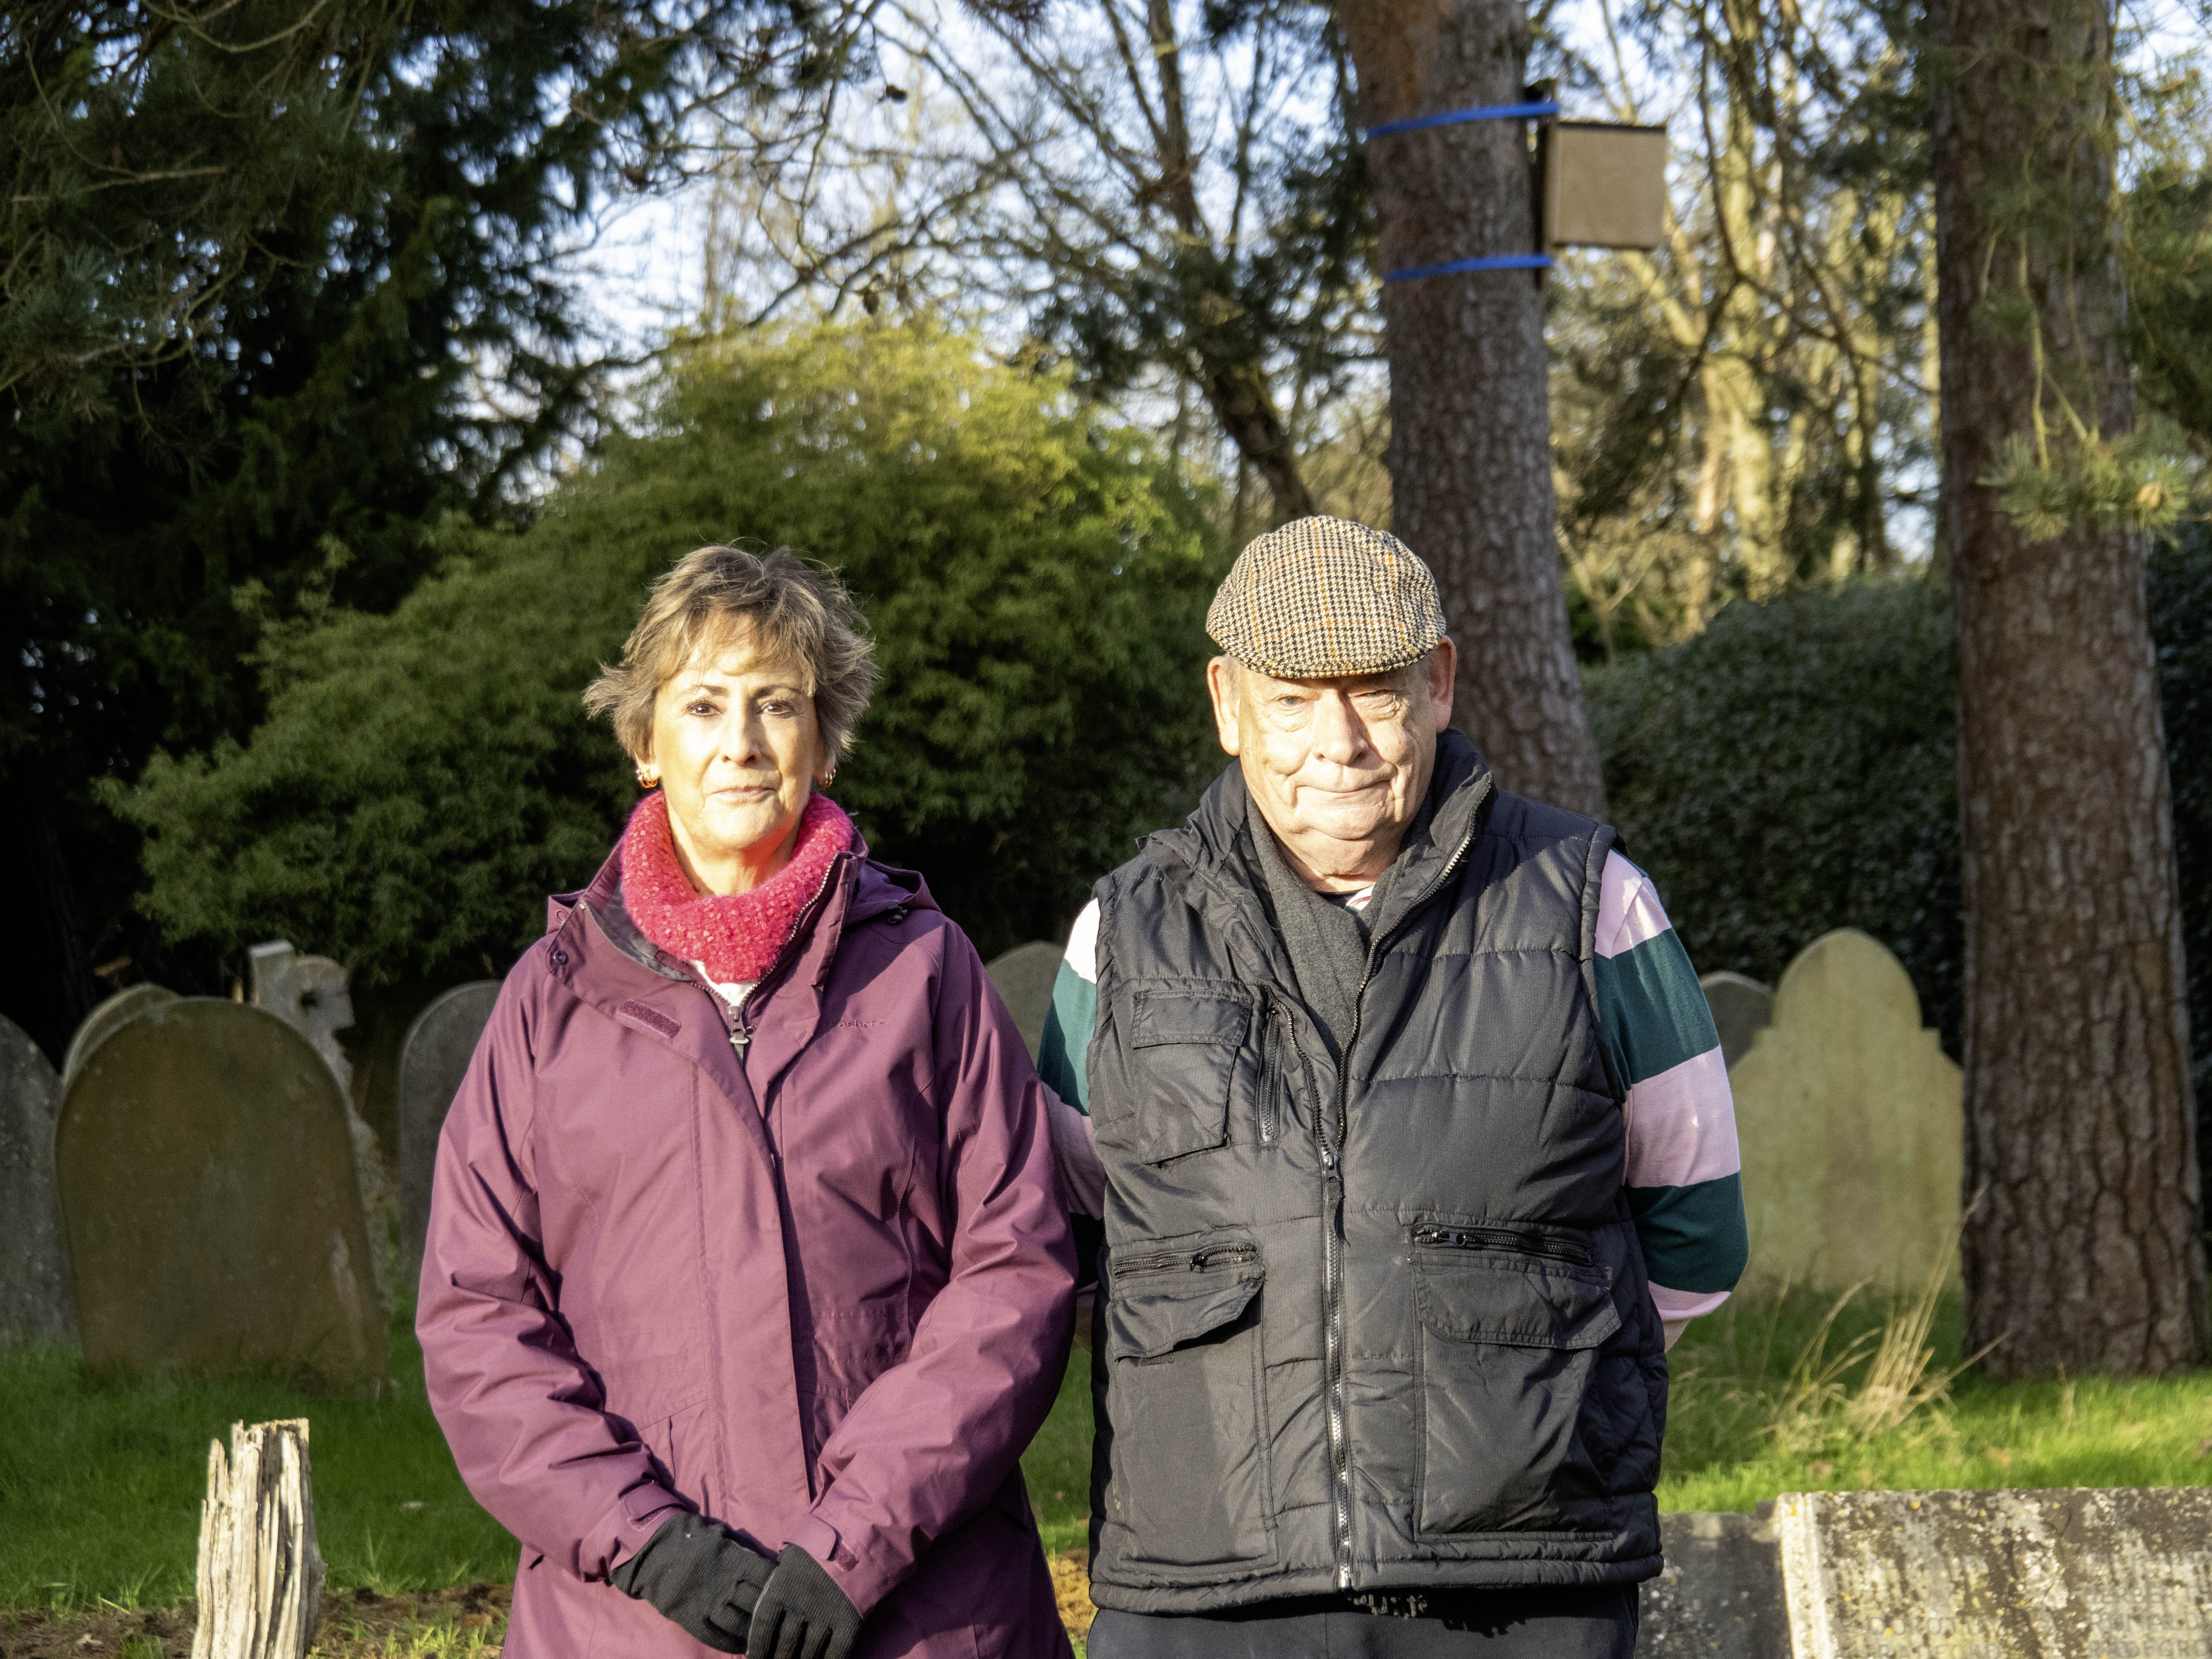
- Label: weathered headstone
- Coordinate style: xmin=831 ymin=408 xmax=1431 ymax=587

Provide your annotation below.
xmin=1639 ymin=1508 xmax=1788 ymax=1657
xmin=1 ymin=1014 xmax=74 ymax=1344
xmin=985 ymin=941 xmax=1065 ymax=1062
xmin=1776 ymin=1487 xmax=2212 ymax=1657
xmin=1726 ymin=929 xmax=1962 ymax=1294
xmin=397 ymin=982 xmax=501 ymax=1281
xmin=249 ymin=942 xmax=399 ymax=1309
xmin=250 ymin=942 xmax=355 ymax=1091
xmin=1698 ymin=972 xmax=1775 ymax=1073
xmin=61 ymin=982 xmax=180 ymax=1087
xmin=55 ymin=999 xmax=386 ymax=1382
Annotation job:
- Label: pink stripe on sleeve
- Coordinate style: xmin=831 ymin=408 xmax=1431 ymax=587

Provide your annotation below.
xmin=1621 ymin=1047 xmax=1741 ymax=1189
xmin=1651 ymin=1283 xmax=1732 ymax=1350
xmin=1595 ymin=851 xmax=1671 ymax=960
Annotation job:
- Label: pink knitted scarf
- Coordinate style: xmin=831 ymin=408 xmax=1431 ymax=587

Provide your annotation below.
xmin=620 ymin=789 xmax=855 ymax=985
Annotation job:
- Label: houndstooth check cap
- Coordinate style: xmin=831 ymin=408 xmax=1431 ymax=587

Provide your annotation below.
xmin=1207 ymin=516 xmax=1446 ymax=677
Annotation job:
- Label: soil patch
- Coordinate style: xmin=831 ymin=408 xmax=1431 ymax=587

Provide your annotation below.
xmin=0 ymin=1583 xmax=511 ymax=1659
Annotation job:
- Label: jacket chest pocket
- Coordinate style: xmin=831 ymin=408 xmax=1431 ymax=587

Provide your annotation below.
xmin=1100 ymin=985 xmax=1258 ymax=1163
xmin=1100 ymin=1238 xmax=1276 ymax=1571
xmin=1411 ymin=1223 xmax=1622 ymax=1537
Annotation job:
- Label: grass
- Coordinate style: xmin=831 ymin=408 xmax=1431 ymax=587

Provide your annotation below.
xmin=0 ymin=1301 xmax=1095 ymax=1616
xmin=0 ymin=1310 xmax=516 ymax=1613
xmin=8 ymin=1278 xmax=2209 ymax=1630
xmin=1657 ymin=1275 xmax=2212 ymax=1511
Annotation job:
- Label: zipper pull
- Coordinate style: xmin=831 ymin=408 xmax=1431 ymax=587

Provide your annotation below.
xmin=731 ymin=1024 xmax=752 ymax=1054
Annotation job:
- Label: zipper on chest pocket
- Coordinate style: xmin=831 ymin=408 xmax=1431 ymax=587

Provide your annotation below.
xmin=1259 ymin=998 xmax=1291 ymax=1146
xmin=1411 ymin=1223 xmax=1592 ymax=1266
xmin=1116 ymin=1243 xmax=1260 ymax=1281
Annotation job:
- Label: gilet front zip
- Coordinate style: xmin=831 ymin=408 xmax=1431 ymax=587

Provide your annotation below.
xmin=1317 ymin=815 xmax=1481 ymax=1590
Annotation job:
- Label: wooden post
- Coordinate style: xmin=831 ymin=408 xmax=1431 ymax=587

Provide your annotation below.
xmin=192 ymin=1419 xmax=326 ymax=1659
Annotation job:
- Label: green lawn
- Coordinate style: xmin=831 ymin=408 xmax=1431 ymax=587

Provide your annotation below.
xmin=0 ymin=1314 xmax=514 ymax=1612
xmin=1656 ymin=1281 xmax=2212 ymax=1510
xmin=6 ymin=1287 xmax=2207 ymax=1615
xmin=0 ymin=1309 xmax=1094 ymax=1613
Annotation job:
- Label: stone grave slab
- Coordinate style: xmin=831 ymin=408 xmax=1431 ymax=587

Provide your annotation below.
xmin=1776 ymin=1486 xmax=2212 ymax=1658
xmin=1 ymin=1013 xmax=73 ymax=1344
xmin=985 ymin=941 xmax=1065 ymax=1061
xmin=1640 ymin=1508 xmax=1788 ymax=1657
xmin=1726 ymin=929 xmax=1961 ymax=1294
xmin=398 ymin=982 xmax=501 ymax=1281
xmin=62 ymin=982 xmax=179 ymax=1087
xmin=1698 ymin=972 xmax=1775 ymax=1072
xmin=55 ymin=999 xmax=385 ymax=1382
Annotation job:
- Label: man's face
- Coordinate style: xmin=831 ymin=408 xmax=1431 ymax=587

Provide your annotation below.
xmin=1206 ymin=641 xmax=1457 ymax=888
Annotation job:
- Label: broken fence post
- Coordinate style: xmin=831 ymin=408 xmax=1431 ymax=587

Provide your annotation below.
xmin=192 ymin=1418 xmax=326 ymax=1659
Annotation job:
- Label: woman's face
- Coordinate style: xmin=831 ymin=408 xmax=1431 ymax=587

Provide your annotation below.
xmin=645 ymin=622 xmax=826 ymax=895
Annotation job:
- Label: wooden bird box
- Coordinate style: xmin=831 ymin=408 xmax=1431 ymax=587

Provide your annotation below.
xmin=1542 ymin=122 xmax=1668 ymax=250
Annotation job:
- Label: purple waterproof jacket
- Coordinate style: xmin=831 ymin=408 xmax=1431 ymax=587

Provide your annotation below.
xmin=417 ymin=835 xmax=1077 ymax=1659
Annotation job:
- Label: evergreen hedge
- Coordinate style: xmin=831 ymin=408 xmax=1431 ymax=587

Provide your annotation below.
xmin=1588 ymin=538 xmax=2209 ymax=1109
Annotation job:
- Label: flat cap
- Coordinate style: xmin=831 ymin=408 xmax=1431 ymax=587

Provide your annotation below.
xmin=1206 ymin=516 xmax=1445 ymax=677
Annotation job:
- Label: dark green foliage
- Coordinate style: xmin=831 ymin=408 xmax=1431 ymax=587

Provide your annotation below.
xmin=0 ymin=0 xmax=823 ymax=1057
xmin=114 ymin=323 xmax=1222 ymax=982
xmin=1589 ymin=553 xmax=2211 ymax=1105
xmin=1587 ymin=579 xmax=1964 ymax=1048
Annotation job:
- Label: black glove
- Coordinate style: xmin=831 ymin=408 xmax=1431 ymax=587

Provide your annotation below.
xmin=611 ymin=1513 xmax=776 ymax=1653
xmin=746 ymin=1544 xmax=862 ymax=1659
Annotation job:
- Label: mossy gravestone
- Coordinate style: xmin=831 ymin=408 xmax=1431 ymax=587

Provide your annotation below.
xmin=61 ymin=982 xmax=180 ymax=1087
xmin=1777 ymin=1487 xmax=2212 ymax=1657
xmin=1 ymin=1013 xmax=73 ymax=1344
xmin=55 ymin=1000 xmax=385 ymax=1382
xmin=1699 ymin=972 xmax=1775 ymax=1072
xmin=1728 ymin=929 xmax=1962 ymax=1294
xmin=985 ymin=942 xmax=1064 ymax=1062
xmin=397 ymin=982 xmax=501 ymax=1282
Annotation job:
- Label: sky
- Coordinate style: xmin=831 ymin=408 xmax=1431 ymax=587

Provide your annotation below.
xmin=570 ymin=1 xmax=2210 ymax=364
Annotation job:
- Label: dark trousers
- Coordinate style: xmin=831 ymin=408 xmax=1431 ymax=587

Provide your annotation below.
xmin=1087 ymin=1584 xmax=1639 ymax=1659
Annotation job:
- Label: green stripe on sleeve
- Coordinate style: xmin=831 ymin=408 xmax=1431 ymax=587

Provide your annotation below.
xmin=1036 ymin=963 xmax=1098 ymax=1115
xmin=1593 ymin=928 xmax=1722 ymax=1091
xmin=1627 ymin=1173 xmax=1749 ymax=1294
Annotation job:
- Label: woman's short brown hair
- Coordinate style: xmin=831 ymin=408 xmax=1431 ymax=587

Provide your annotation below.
xmin=583 ymin=545 xmax=879 ymax=765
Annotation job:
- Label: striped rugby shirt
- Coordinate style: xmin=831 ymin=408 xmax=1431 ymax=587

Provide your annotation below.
xmin=1036 ymin=850 xmax=1748 ymax=1346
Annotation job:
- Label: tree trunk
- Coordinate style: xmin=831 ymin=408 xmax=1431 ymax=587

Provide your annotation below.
xmin=193 ymin=1419 xmax=325 ymax=1659
xmin=1929 ymin=0 xmax=2206 ymax=1376
xmin=1336 ymin=0 xmax=1606 ymax=816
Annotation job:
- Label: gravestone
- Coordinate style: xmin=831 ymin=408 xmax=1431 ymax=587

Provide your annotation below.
xmin=55 ymin=999 xmax=385 ymax=1382
xmin=985 ymin=942 xmax=1064 ymax=1062
xmin=1 ymin=1014 xmax=73 ymax=1344
xmin=1726 ymin=929 xmax=1961 ymax=1294
xmin=62 ymin=982 xmax=180 ymax=1087
xmin=397 ymin=982 xmax=501 ymax=1281
xmin=1776 ymin=1486 xmax=2212 ymax=1657
xmin=1639 ymin=1508 xmax=1787 ymax=1657
xmin=250 ymin=941 xmax=399 ymax=1309
xmin=250 ymin=942 xmax=356 ymax=1091
xmin=1698 ymin=972 xmax=1775 ymax=1072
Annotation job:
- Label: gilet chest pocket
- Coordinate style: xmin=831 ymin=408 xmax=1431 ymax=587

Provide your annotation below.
xmin=1116 ymin=987 xmax=1253 ymax=1163
xmin=1412 ymin=1229 xmax=1620 ymax=1537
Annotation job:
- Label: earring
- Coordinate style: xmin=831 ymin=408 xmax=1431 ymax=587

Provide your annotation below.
xmin=637 ymin=766 xmax=660 ymax=789
xmin=818 ymin=765 xmax=837 ymax=787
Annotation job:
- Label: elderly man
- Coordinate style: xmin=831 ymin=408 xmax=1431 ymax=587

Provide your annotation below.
xmin=1038 ymin=518 xmax=1747 ymax=1657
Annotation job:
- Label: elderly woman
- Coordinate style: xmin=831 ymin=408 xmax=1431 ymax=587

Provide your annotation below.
xmin=419 ymin=546 xmax=1077 ymax=1659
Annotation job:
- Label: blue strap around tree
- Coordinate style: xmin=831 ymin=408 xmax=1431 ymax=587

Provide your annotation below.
xmin=1383 ymin=253 xmax=1554 ymax=283
xmin=1364 ymin=99 xmax=1559 ymax=139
